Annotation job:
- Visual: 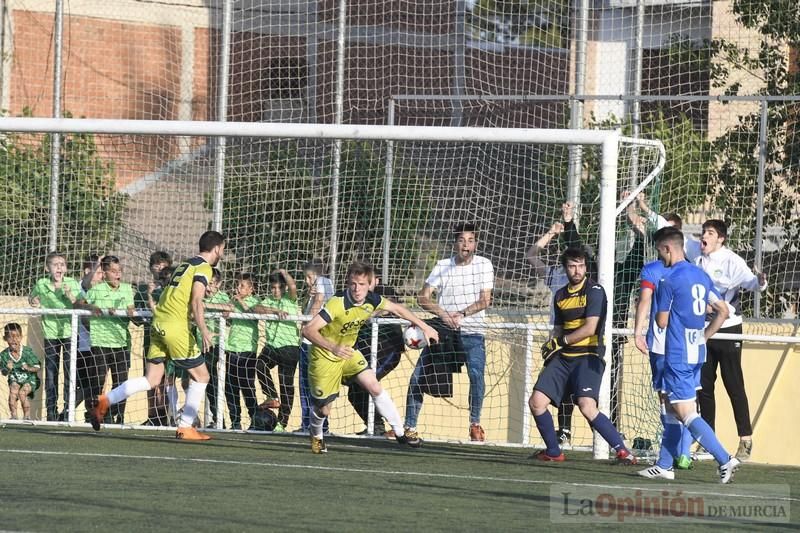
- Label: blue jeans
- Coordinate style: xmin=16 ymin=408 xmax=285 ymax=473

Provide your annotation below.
xmin=405 ymin=333 xmax=486 ymax=428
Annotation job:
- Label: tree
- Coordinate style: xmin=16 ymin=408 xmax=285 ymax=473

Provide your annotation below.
xmin=215 ymin=140 xmax=432 ymax=287
xmin=0 ymin=125 xmax=127 ymax=294
xmin=709 ymin=0 xmax=800 ymax=315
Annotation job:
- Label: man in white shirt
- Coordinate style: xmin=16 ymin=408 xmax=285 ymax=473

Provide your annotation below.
xmin=695 ymin=219 xmax=766 ymax=462
xmin=404 ymin=223 xmax=494 ymax=442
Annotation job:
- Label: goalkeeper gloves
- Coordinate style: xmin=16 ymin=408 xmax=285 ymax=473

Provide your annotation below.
xmin=541 ymin=334 xmax=569 ymax=364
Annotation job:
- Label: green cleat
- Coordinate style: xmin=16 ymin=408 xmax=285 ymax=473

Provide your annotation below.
xmin=674 ymin=455 xmax=693 ymax=470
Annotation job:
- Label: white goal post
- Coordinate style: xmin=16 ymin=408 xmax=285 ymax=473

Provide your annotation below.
xmin=0 ymin=117 xmax=662 ymax=460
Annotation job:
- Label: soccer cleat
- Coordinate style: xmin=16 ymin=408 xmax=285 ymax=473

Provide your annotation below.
xmin=90 ymin=395 xmax=110 ymax=431
xmin=638 ymin=465 xmax=675 ymax=480
xmin=310 ymin=436 xmax=328 ymax=454
xmin=469 ymin=423 xmax=486 ymax=442
xmin=614 ymin=448 xmax=638 ymax=465
xmin=674 ymin=455 xmax=693 ymax=470
xmin=556 ymin=428 xmax=571 ymax=446
xmin=719 ymin=457 xmax=741 ymax=484
xmin=175 ymin=426 xmax=211 ymax=441
xmin=273 ymin=423 xmax=286 ymax=433
xmin=396 ymin=430 xmax=422 ymax=448
xmin=530 ymin=450 xmax=565 ymax=462
xmin=735 ymin=439 xmax=752 ymax=462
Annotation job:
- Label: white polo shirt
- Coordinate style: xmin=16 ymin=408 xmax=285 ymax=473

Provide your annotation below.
xmin=695 ymin=247 xmax=767 ymax=328
xmin=426 ymin=255 xmax=494 ymax=334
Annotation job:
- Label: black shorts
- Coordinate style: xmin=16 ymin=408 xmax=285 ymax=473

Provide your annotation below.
xmin=534 ymin=355 xmax=605 ymax=406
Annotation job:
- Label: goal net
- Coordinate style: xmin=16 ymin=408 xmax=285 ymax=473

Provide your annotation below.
xmin=0 ymin=118 xmax=665 ymax=458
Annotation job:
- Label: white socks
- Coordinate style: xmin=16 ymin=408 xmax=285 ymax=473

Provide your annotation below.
xmin=166 ymin=383 xmax=179 ymax=420
xmin=107 ymin=376 xmax=151 ymax=405
xmin=179 ymin=381 xmax=207 ymax=428
xmin=310 ymin=408 xmax=326 ymax=439
xmin=372 ymin=390 xmax=404 ymax=436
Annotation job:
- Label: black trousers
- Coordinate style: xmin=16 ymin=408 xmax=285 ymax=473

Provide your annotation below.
xmin=256 ymin=345 xmax=299 ymax=427
xmin=225 ymin=351 xmax=257 ymax=427
xmin=699 ymin=323 xmax=752 ymax=437
xmin=90 ymin=346 xmax=130 ymax=423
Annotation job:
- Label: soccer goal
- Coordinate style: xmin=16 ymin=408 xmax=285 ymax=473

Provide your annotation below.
xmin=0 ymin=117 xmax=665 ymax=460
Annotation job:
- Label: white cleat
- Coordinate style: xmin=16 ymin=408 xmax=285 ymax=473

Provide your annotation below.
xmin=719 ymin=457 xmax=741 ymax=484
xmin=638 ymin=465 xmax=675 ymax=480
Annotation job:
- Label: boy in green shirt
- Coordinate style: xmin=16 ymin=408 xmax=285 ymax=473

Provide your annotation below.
xmin=136 ymin=251 xmax=173 ymax=426
xmin=223 ymin=273 xmax=260 ymax=430
xmin=198 ymin=268 xmax=230 ymax=427
xmin=76 ymin=255 xmax=136 ymax=424
xmin=1 ymin=323 xmax=41 ymax=420
xmin=29 ymin=251 xmax=82 ymax=421
xmin=254 ymin=269 xmax=300 ymax=432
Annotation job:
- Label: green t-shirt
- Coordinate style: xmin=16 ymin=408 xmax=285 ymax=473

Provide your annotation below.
xmin=0 ymin=346 xmax=41 ymax=391
xmin=86 ymin=282 xmax=135 ymax=348
xmin=261 ymin=295 xmax=300 ymax=348
xmin=30 ymin=277 xmax=81 ymax=339
xmin=226 ymin=295 xmax=260 ymax=353
xmin=196 ymin=291 xmax=231 ymax=348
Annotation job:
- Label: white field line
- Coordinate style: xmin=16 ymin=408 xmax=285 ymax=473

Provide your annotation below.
xmin=1 ymin=447 xmax=796 ymax=503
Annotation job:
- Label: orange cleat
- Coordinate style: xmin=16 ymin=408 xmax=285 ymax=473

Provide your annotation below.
xmin=90 ymin=395 xmax=110 ymax=431
xmin=531 ymin=450 xmax=566 ymax=462
xmin=176 ymin=426 xmax=212 ymax=441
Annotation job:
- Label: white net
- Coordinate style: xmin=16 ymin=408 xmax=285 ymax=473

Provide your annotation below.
xmin=0 ymin=0 xmax=798 ymax=458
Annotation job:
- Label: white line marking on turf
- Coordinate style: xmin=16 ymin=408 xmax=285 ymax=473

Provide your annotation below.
xmin=1 ymin=448 xmax=795 ymax=503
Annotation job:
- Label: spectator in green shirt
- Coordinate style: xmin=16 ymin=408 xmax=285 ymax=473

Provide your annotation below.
xmin=254 ymin=269 xmax=300 ymax=432
xmin=76 ymin=256 xmax=136 ymax=425
xmin=1 ymin=323 xmax=41 ymax=420
xmin=29 ymin=251 xmax=82 ymax=421
xmin=136 ymin=250 xmax=173 ymax=426
xmin=223 ymin=273 xmax=261 ymax=430
xmin=198 ymin=268 xmax=230 ymax=427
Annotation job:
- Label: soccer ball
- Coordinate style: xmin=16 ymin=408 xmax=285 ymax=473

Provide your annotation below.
xmin=403 ymin=325 xmax=428 ymax=350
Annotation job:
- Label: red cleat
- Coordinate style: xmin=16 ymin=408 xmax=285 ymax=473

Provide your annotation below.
xmin=615 ymin=448 xmax=638 ymax=465
xmin=531 ymin=450 xmax=565 ymax=462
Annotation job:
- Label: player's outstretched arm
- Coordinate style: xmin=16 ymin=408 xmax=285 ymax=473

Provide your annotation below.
xmin=381 ymin=300 xmax=439 ymax=345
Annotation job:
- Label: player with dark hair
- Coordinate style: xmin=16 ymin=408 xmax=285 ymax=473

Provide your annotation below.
xmin=90 ymin=231 xmax=225 ymax=440
xmin=638 ymin=227 xmax=740 ymax=483
xmin=695 ymin=219 xmax=766 ymax=461
xmin=528 ymin=247 xmax=636 ymax=464
xmin=302 ymin=261 xmax=438 ymax=453
xmin=634 ymin=228 xmax=693 ymax=472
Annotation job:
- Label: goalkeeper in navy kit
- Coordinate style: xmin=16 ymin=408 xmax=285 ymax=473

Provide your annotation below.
xmin=527 ymin=247 xmax=636 ymax=463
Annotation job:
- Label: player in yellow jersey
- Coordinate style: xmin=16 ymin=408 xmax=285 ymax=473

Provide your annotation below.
xmin=90 ymin=231 xmax=225 ymax=441
xmin=302 ymin=261 xmax=439 ymax=453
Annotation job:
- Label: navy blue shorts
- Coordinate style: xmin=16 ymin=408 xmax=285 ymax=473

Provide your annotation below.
xmin=534 ymin=355 xmax=605 ymax=406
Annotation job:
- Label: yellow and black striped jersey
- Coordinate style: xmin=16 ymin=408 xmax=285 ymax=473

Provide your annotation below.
xmin=553 ymin=277 xmax=606 ymax=357
xmin=154 ymin=256 xmax=212 ymax=325
xmin=312 ymin=290 xmax=387 ymax=362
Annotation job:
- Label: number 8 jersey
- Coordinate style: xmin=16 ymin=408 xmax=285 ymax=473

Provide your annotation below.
xmin=656 ymin=260 xmax=722 ymax=365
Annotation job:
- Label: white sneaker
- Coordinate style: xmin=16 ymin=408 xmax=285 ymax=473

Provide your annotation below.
xmin=719 ymin=457 xmax=741 ymax=484
xmin=638 ymin=465 xmax=675 ymax=480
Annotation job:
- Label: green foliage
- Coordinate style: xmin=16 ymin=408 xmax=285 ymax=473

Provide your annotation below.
xmin=215 ymin=141 xmax=432 ymax=287
xmin=211 ymin=143 xmax=329 ymax=284
xmin=0 ymin=125 xmax=126 ymax=295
